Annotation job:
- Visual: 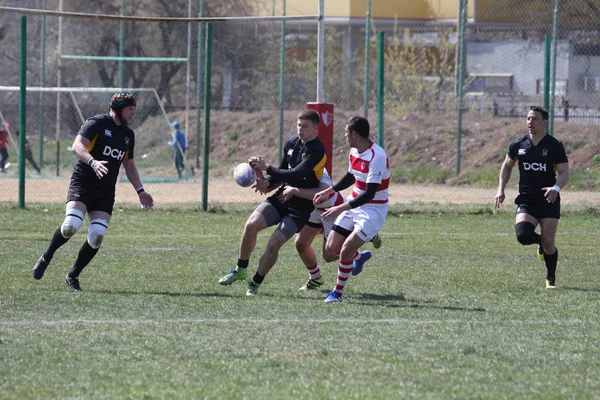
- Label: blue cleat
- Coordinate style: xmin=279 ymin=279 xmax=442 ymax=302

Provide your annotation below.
xmin=352 ymin=250 xmax=372 ymax=276
xmin=324 ymin=291 xmax=343 ymax=303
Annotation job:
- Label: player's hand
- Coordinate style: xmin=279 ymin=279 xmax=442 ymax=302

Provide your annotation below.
xmin=494 ymin=191 xmax=505 ymax=209
xmin=92 ymin=160 xmax=109 ymax=179
xmin=314 ymin=188 xmax=333 ymax=206
xmin=253 ymin=178 xmax=269 ymax=194
xmin=251 ymin=158 xmax=268 ymax=171
xmin=542 ymin=186 xmax=559 ymax=204
xmin=248 ymin=156 xmax=261 ymax=168
xmin=139 ymin=191 xmax=154 ymax=209
xmin=321 ymin=203 xmax=349 ymax=221
xmin=278 ymin=186 xmax=297 ymax=203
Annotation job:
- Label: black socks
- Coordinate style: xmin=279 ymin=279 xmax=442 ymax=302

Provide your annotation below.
xmin=67 ymin=241 xmax=99 ymax=279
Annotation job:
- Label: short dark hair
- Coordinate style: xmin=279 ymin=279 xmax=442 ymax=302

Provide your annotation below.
xmin=297 ymin=109 xmax=320 ymax=125
xmin=346 ymin=115 xmax=370 ymax=138
xmin=529 ymin=106 xmax=549 ymax=120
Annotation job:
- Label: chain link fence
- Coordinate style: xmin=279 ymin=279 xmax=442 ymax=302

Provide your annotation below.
xmin=0 ymin=0 xmax=598 ymax=192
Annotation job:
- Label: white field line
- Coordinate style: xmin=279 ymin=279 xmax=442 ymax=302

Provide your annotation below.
xmin=0 ymin=318 xmax=592 ymax=327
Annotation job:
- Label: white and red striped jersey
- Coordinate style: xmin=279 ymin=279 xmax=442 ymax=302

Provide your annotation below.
xmin=315 ymin=169 xmax=345 ymax=210
xmin=348 ymin=140 xmax=390 ymax=205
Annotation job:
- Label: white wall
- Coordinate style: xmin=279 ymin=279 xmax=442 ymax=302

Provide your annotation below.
xmin=568 ymin=55 xmax=600 ymax=106
xmin=467 ymin=41 xmax=569 ymax=95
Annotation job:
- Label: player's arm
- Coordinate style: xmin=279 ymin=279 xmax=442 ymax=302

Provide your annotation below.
xmin=123 ymin=158 xmax=154 ymax=209
xmin=265 ymin=151 xmax=326 ymax=187
xmin=543 ymin=161 xmax=569 ymax=204
xmin=278 ymin=181 xmax=329 ymax=203
xmin=555 ymin=162 xmax=569 ymax=189
xmin=348 ymin=183 xmax=379 ymax=208
xmin=252 ymin=150 xmax=289 ymax=188
xmin=495 ymin=154 xmax=516 ymax=208
xmin=71 ymin=134 xmax=108 ymax=179
xmin=313 ymin=172 xmax=354 ymax=205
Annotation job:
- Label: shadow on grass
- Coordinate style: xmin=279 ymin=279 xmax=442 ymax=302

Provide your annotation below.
xmin=561 ymin=286 xmax=600 ymax=293
xmin=90 ymin=289 xmax=256 ymax=298
xmin=352 ymin=292 xmax=487 ymax=312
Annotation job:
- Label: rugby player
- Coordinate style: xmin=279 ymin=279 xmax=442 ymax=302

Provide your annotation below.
xmin=280 ymin=168 xmax=379 ymax=292
xmin=314 ymin=116 xmax=390 ymax=303
xmin=217 ymin=109 xmax=327 ymax=296
xmin=32 ymin=92 xmax=154 ymax=291
xmin=494 ymin=106 xmax=569 ymax=288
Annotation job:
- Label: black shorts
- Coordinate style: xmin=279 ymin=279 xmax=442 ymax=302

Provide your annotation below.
xmin=516 ymin=201 xmax=560 ymax=220
xmin=266 ymin=192 xmax=314 ymax=233
xmin=67 ymin=175 xmax=116 ymax=215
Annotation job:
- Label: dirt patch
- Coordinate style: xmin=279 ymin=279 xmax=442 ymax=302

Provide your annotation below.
xmin=2 ymin=177 xmax=600 ymax=208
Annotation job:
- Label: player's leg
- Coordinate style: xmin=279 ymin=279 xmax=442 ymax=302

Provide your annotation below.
xmin=538 ymin=200 xmax=561 ymax=288
xmin=247 ymin=215 xmax=298 ymax=296
xmin=65 ymin=210 xmax=111 ymax=292
xmin=33 ymin=200 xmax=87 ymax=280
xmin=539 ymin=218 xmax=559 ymax=288
xmin=350 ymin=206 xmax=388 ymax=276
xmin=370 ymin=233 xmax=382 ymax=249
xmin=324 ymin=231 xmax=364 ymax=303
xmin=296 ymin=211 xmax=325 ymax=290
xmin=514 ymin=205 xmax=543 ymax=260
xmin=323 ymin=211 xmax=354 ymax=303
xmin=218 ymin=201 xmax=278 ymax=285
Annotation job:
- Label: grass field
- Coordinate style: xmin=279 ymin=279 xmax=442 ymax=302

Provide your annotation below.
xmin=1 ymin=203 xmax=599 ymax=399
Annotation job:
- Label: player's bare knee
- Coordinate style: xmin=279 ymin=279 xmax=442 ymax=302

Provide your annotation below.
xmin=87 ymin=219 xmax=109 ymax=249
xmin=323 ymin=251 xmax=338 ymax=263
xmin=541 ymin=237 xmax=555 ymax=253
xmin=295 ymin=238 xmax=309 ymax=253
xmin=60 ymin=209 xmax=85 ymax=238
xmin=244 ymin=217 xmax=263 ymax=236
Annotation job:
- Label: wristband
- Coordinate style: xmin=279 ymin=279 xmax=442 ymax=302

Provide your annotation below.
xmin=136 ymin=187 xmax=145 ymax=194
xmin=552 ymin=185 xmax=560 ymax=193
xmin=88 ymin=158 xmax=96 ymax=168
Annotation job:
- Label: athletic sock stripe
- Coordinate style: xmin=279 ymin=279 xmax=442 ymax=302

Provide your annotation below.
xmin=66 ymin=213 xmax=84 ymax=221
xmin=90 ymin=221 xmax=109 ymax=228
xmin=334 ymin=285 xmax=345 ymax=293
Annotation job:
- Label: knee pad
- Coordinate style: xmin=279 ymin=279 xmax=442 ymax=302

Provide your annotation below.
xmin=60 ymin=209 xmax=85 ymax=238
xmin=515 ymin=222 xmax=536 ymax=246
xmin=87 ymin=219 xmax=109 ymax=249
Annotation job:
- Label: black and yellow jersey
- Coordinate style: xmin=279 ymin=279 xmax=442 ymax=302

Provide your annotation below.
xmin=508 ymin=133 xmax=568 ymax=203
xmin=71 ymin=114 xmax=135 ymax=188
xmin=266 ymin=135 xmax=326 ymax=189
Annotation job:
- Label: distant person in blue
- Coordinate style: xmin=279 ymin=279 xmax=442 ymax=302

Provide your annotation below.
xmin=169 ymin=121 xmax=187 ymax=179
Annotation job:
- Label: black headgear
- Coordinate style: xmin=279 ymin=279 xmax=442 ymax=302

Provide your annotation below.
xmin=109 ymin=92 xmax=136 ymax=111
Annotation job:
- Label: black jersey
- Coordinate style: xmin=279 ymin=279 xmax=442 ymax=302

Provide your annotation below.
xmin=507 ymin=133 xmax=568 ymax=203
xmin=71 ymin=114 xmax=135 ymax=188
xmin=266 ymin=135 xmax=327 ymax=189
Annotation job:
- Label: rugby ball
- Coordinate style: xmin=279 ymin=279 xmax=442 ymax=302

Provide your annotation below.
xmin=233 ymin=163 xmax=256 ymax=187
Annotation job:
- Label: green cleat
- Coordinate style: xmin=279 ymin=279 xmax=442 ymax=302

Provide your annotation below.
xmin=370 ymin=234 xmax=382 ymax=249
xmin=246 ymin=280 xmax=260 ymax=296
xmin=298 ymin=276 xmax=325 ymax=291
xmin=537 ymin=245 xmax=545 ymax=262
xmin=218 ymin=268 xmax=247 ymax=286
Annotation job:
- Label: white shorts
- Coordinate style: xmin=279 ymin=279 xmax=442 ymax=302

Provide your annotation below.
xmin=307 ymin=208 xmax=335 ymax=239
xmin=333 ymin=204 xmax=388 ymax=242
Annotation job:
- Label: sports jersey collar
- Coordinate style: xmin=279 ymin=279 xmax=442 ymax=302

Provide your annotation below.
xmin=356 ymin=139 xmax=375 ymax=154
xmin=527 ymin=132 xmax=547 ymax=146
